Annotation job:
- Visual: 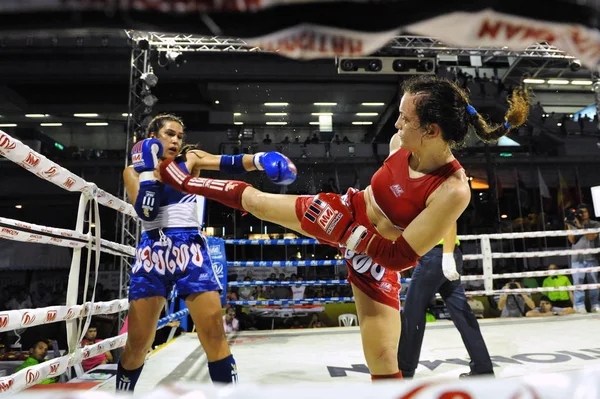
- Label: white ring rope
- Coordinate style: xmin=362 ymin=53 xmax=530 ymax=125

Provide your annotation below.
xmin=0 ymin=216 xmax=136 ymax=257
xmin=0 ymin=131 xmax=135 ymax=217
xmin=467 ymin=283 xmax=600 ymax=297
xmin=0 ymin=299 xmax=129 ymax=333
xmin=458 ymin=227 xmax=600 ymax=240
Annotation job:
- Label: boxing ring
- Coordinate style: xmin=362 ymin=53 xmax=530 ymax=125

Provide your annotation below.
xmin=2 ymin=128 xmax=600 ymax=399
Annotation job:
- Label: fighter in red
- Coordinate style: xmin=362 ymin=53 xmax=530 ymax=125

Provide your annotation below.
xmin=157 ymin=76 xmax=530 ymax=380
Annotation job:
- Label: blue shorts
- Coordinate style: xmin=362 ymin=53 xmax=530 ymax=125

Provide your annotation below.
xmin=129 ymin=227 xmax=222 ymax=301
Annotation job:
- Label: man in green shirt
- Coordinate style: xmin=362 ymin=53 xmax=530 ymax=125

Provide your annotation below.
xmin=15 ymin=340 xmax=58 ymax=384
xmin=542 ymin=264 xmax=574 ymax=308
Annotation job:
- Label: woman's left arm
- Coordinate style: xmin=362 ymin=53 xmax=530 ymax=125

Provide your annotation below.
xmin=401 ymin=182 xmax=471 ymax=256
xmin=185 ymin=150 xmax=255 ymax=176
xmin=185 ymin=149 xmax=297 ymax=185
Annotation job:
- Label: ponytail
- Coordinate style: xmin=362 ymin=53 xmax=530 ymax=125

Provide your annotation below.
xmin=470 ymin=86 xmax=531 ymax=143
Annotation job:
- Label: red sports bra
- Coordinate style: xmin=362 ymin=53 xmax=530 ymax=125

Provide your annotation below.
xmin=369 ymin=148 xmax=463 ymax=230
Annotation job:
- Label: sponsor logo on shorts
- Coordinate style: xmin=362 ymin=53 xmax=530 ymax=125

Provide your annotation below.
xmin=378 ymin=282 xmax=392 ymax=293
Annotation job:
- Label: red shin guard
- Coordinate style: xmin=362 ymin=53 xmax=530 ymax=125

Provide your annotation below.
xmin=159 ymin=159 xmax=251 ymax=212
xmin=371 ymin=371 xmax=403 ymax=381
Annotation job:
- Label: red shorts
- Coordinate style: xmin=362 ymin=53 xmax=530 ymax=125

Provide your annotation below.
xmin=295 ymin=188 xmax=401 ymax=310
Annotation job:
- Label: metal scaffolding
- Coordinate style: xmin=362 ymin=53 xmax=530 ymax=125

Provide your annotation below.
xmin=116 ymin=31 xmax=150 ymax=331
xmin=383 ymin=37 xmax=576 ymax=59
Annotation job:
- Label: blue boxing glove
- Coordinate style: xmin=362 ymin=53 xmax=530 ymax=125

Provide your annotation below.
xmin=131 ymin=138 xmax=164 ymax=221
xmin=252 ymin=152 xmax=297 ymax=185
xmin=131 ymin=138 xmax=164 ymax=182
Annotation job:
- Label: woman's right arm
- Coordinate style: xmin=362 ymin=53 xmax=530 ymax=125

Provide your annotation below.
xmin=123 ymin=166 xmax=140 ymax=205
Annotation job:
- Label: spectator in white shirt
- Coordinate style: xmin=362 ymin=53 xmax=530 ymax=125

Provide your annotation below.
xmin=291 ymin=276 xmax=306 ymax=300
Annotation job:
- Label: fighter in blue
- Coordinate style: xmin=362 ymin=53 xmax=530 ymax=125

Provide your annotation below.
xmin=118 ymin=114 xmax=297 ymax=392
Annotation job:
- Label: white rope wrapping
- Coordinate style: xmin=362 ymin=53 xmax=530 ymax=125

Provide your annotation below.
xmin=0 ymin=130 xmax=135 ymax=217
xmin=0 ymin=216 xmax=135 ymax=257
xmin=0 ymin=333 xmax=127 ymax=394
xmin=489 ymin=247 xmax=600 ymax=259
xmin=458 ymin=227 xmax=600 ymax=241
xmin=468 ymin=283 xmax=600 ymax=296
xmin=461 ymin=266 xmax=600 ymax=283
xmin=0 ymin=299 xmax=129 ymax=333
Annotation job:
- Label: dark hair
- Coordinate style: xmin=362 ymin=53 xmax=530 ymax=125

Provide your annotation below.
xmin=539 ymin=295 xmax=551 ymax=303
xmin=145 ymin=113 xmax=185 ymax=138
xmin=401 ymin=76 xmax=531 ymax=148
xmin=145 ymin=113 xmax=200 ymax=157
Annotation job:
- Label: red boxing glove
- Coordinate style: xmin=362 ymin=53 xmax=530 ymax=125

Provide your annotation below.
xmin=300 ymin=193 xmax=354 ymax=244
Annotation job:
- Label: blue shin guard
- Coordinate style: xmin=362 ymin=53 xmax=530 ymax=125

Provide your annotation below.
xmin=207 ymin=354 xmax=238 ymax=384
xmin=116 ymin=361 xmax=144 ymax=392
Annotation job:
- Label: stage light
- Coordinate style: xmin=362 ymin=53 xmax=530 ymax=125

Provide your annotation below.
xmin=135 ymin=39 xmax=149 ymax=50
xmin=569 ymin=59 xmax=582 ymax=71
xmin=166 ymin=51 xmax=185 ymax=66
xmin=140 ymin=72 xmax=158 ymax=88
xmin=142 ymin=94 xmax=158 ymax=107
xmin=417 ymin=59 xmax=435 ymax=72
xmin=340 ymin=59 xmax=357 ymax=72
xmin=368 ymin=59 xmax=382 ymax=72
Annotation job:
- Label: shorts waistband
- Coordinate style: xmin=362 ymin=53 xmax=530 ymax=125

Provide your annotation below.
xmin=142 ymin=227 xmax=200 ymax=239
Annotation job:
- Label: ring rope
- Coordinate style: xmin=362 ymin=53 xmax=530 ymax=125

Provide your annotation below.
xmin=229 ymin=297 xmax=356 ymax=306
xmin=0 ymin=216 xmax=135 ymax=256
xmin=228 ymin=260 xmax=345 ymax=267
xmin=225 ymin=227 xmax=600 ymax=246
xmin=229 ymin=279 xmax=350 ymax=287
xmin=467 ymin=282 xmax=600 ymax=296
xmin=0 ymin=216 xmax=136 ymax=257
xmin=0 ymin=299 xmax=129 ymax=333
xmin=493 ymin=266 xmax=600 ymax=279
xmin=0 ymin=131 xmax=135 ymax=216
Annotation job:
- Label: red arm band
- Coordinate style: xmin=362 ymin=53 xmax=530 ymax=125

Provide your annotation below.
xmin=365 ymin=234 xmax=420 ymax=271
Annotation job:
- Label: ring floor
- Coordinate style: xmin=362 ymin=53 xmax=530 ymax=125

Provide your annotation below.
xmin=96 ymin=314 xmax=600 ymax=395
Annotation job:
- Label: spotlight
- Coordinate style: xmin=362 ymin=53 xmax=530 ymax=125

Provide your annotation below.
xmin=140 ymin=72 xmax=158 ymax=88
xmin=392 ymin=59 xmax=408 ymax=72
xmin=368 ymin=59 xmax=382 ymax=72
xmin=593 ymin=82 xmax=600 ymax=94
xmin=142 ymin=93 xmax=158 ymax=107
xmin=135 ymin=39 xmax=149 ymax=50
xmin=340 ymin=59 xmax=357 ymax=72
xmin=569 ymin=59 xmax=582 ymax=72
xmin=417 ymin=59 xmax=435 ymax=72
xmin=166 ymin=51 xmax=185 ymax=66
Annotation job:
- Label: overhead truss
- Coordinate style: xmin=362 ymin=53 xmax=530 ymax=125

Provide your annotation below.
xmin=126 ymin=30 xmax=575 ymax=60
xmin=384 ymin=37 xmax=576 ymax=59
